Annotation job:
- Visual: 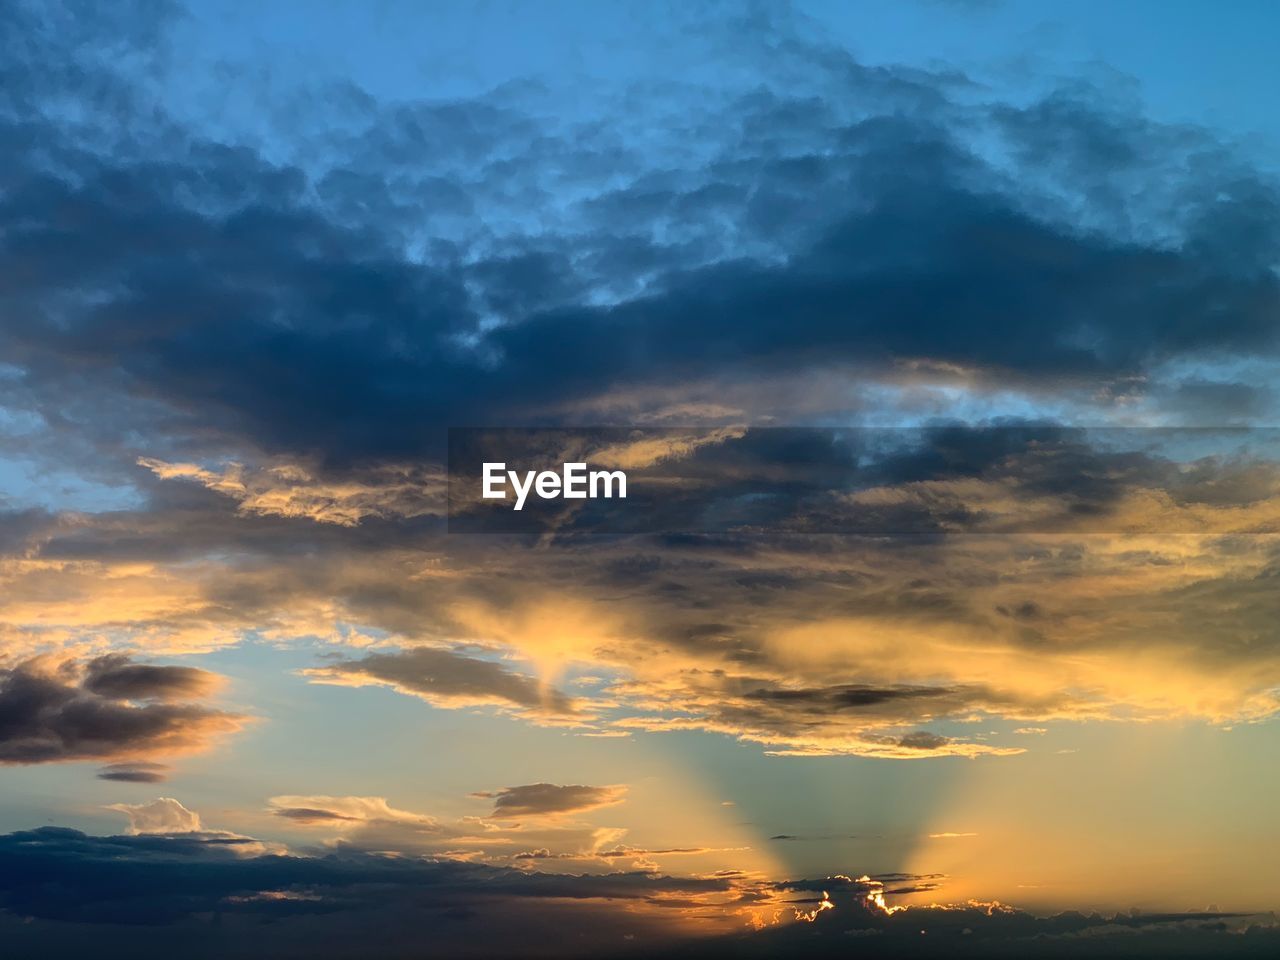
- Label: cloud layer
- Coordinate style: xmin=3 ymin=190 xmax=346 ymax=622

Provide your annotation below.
xmin=1 ymin=820 xmax=1275 ymax=958
xmin=0 ymin=655 xmax=243 ymax=764
xmin=3 ymin=2 xmax=1280 ymax=954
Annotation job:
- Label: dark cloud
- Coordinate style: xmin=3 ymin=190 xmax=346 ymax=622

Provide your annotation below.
xmin=303 ymin=648 xmax=577 ymax=716
xmin=0 ymin=825 xmax=737 ymax=957
xmin=1167 ymin=380 xmax=1270 ymax=423
xmin=745 ymin=684 xmax=955 ymax=709
xmin=96 ymin=761 xmax=169 ymax=783
xmin=474 ymin=783 xmax=627 ymax=818
xmin=0 ymin=656 xmax=242 ymax=764
xmin=2 ymin=1 xmax=1279 ymax=490
xmin=895 ymin=731 xmax=950 ymax=750
xmin=449 ymin=426 xmax=1280 ymax=536
xmin=81 ymin=655 xmax=216 ymax=702
xmin=677 ymin=898 xmax=1279 ymax=959
xmin=2 ymin=826 xmax=1272 ymax=958
xmin=642 ymin=673 xmax=1022 ymax=758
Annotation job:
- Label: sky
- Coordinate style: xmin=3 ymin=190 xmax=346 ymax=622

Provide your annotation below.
xmin=2 ymin=1 xmax=1280 ymax=957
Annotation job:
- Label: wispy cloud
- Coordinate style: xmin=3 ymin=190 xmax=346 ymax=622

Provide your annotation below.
xmin=473 ymin=783 xmax=628 ymax=818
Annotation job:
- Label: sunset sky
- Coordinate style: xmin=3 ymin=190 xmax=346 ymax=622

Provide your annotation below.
xmin=3 ymin=2 xmax=1280 ymax=957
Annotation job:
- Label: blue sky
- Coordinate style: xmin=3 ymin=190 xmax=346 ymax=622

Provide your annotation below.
xmin=155 ymin=1 xmax=1280 ymax=150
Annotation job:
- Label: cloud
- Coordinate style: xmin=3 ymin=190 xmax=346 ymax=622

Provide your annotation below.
xmin=301 ymin=648 xmax=577 ymax=718
xmin=264 ymin=792 xmax=637 ymax=866
xmin=0 ymin=822 xmax=1272 ymax=958
xmin=450 ymin=424 xmax=1280 ymax=537
xmin=80 ymin=654 xmax=219 ymax=701
xmin=895 ymin=731 xmax=951 ymax=751
xmin=10 ymin=475 xmax=1280 ymax=758
xmin=269 ymin=806 xmax=361 ymax=824
xmin=107 ymin=797 xmax=202 ymax=834
xmin=1 ymin=0 xmax=1280 ymax=765
xmin=96 ymin=761 xmax=169 ymax=783
xmin=0 ymin=655 xmax=245 ymax=764
xmin=99 ymin=796 xmax=283 ymax=860
xmin=4 ymin=0 xmax=1280 ymax=491
xmin=265 ymin=794 xmax=467 ymax=857
xmin=0 ymin=823 xmax=751 ymax=953
xmin=511 ymin=843 xmax=750 ymax=873
xmin=137 ymin=458 xmax=445 ymax=527
xmin=610 ymin=673 xmax=1028 ymax=759
xmin=474 ymin=784 xmax=628 ymax=818
xmin=2 ymin=2 xmax=1279 ymax=952
xmin=8 ymin=463 xmax=1280 ymax=758
xmin=267 ymin=795 xmax=438 ymax=828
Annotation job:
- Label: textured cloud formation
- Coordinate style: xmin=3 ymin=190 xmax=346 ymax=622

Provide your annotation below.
xmin=265 ymin=792 xmax=641 ymax=868
xmin=0 ymin=823 xmax=1275 ymax=958
xmin=107 ymin=797 xmax=203 ymax=834
xmin=3 ymin=1 xmax=1280 ymax=485
xmin=96 ymin=761 xmax=169 ymax=783
xmin=451 ymin=426 xmax=1280 ymax=535
xmin=80 ymin=654 xmax=216 ymax=702
xmin=101 ymin=797 xmax=284 ymax=859
xmin=4 ymin=3 xmax=1280 ymax=955
xmin=7 ymin=492 xmax=1280 ymax=756
xmin=474 ymin=783 xmax=628 ymax=818
xmin=0 ymin=655 xmax=244 ymax=764
xmin=137 ymin=458 xmax=444 ymax=527
xmin=302 ymin=648 xmax=577 ymax=718
xmin=2 ymin=0 xmax=1279 ymax=760
xmin=0 ymin=823 xmax=750 ymax=954
xmin=268 ymin=795 xmax=429 ymax=826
